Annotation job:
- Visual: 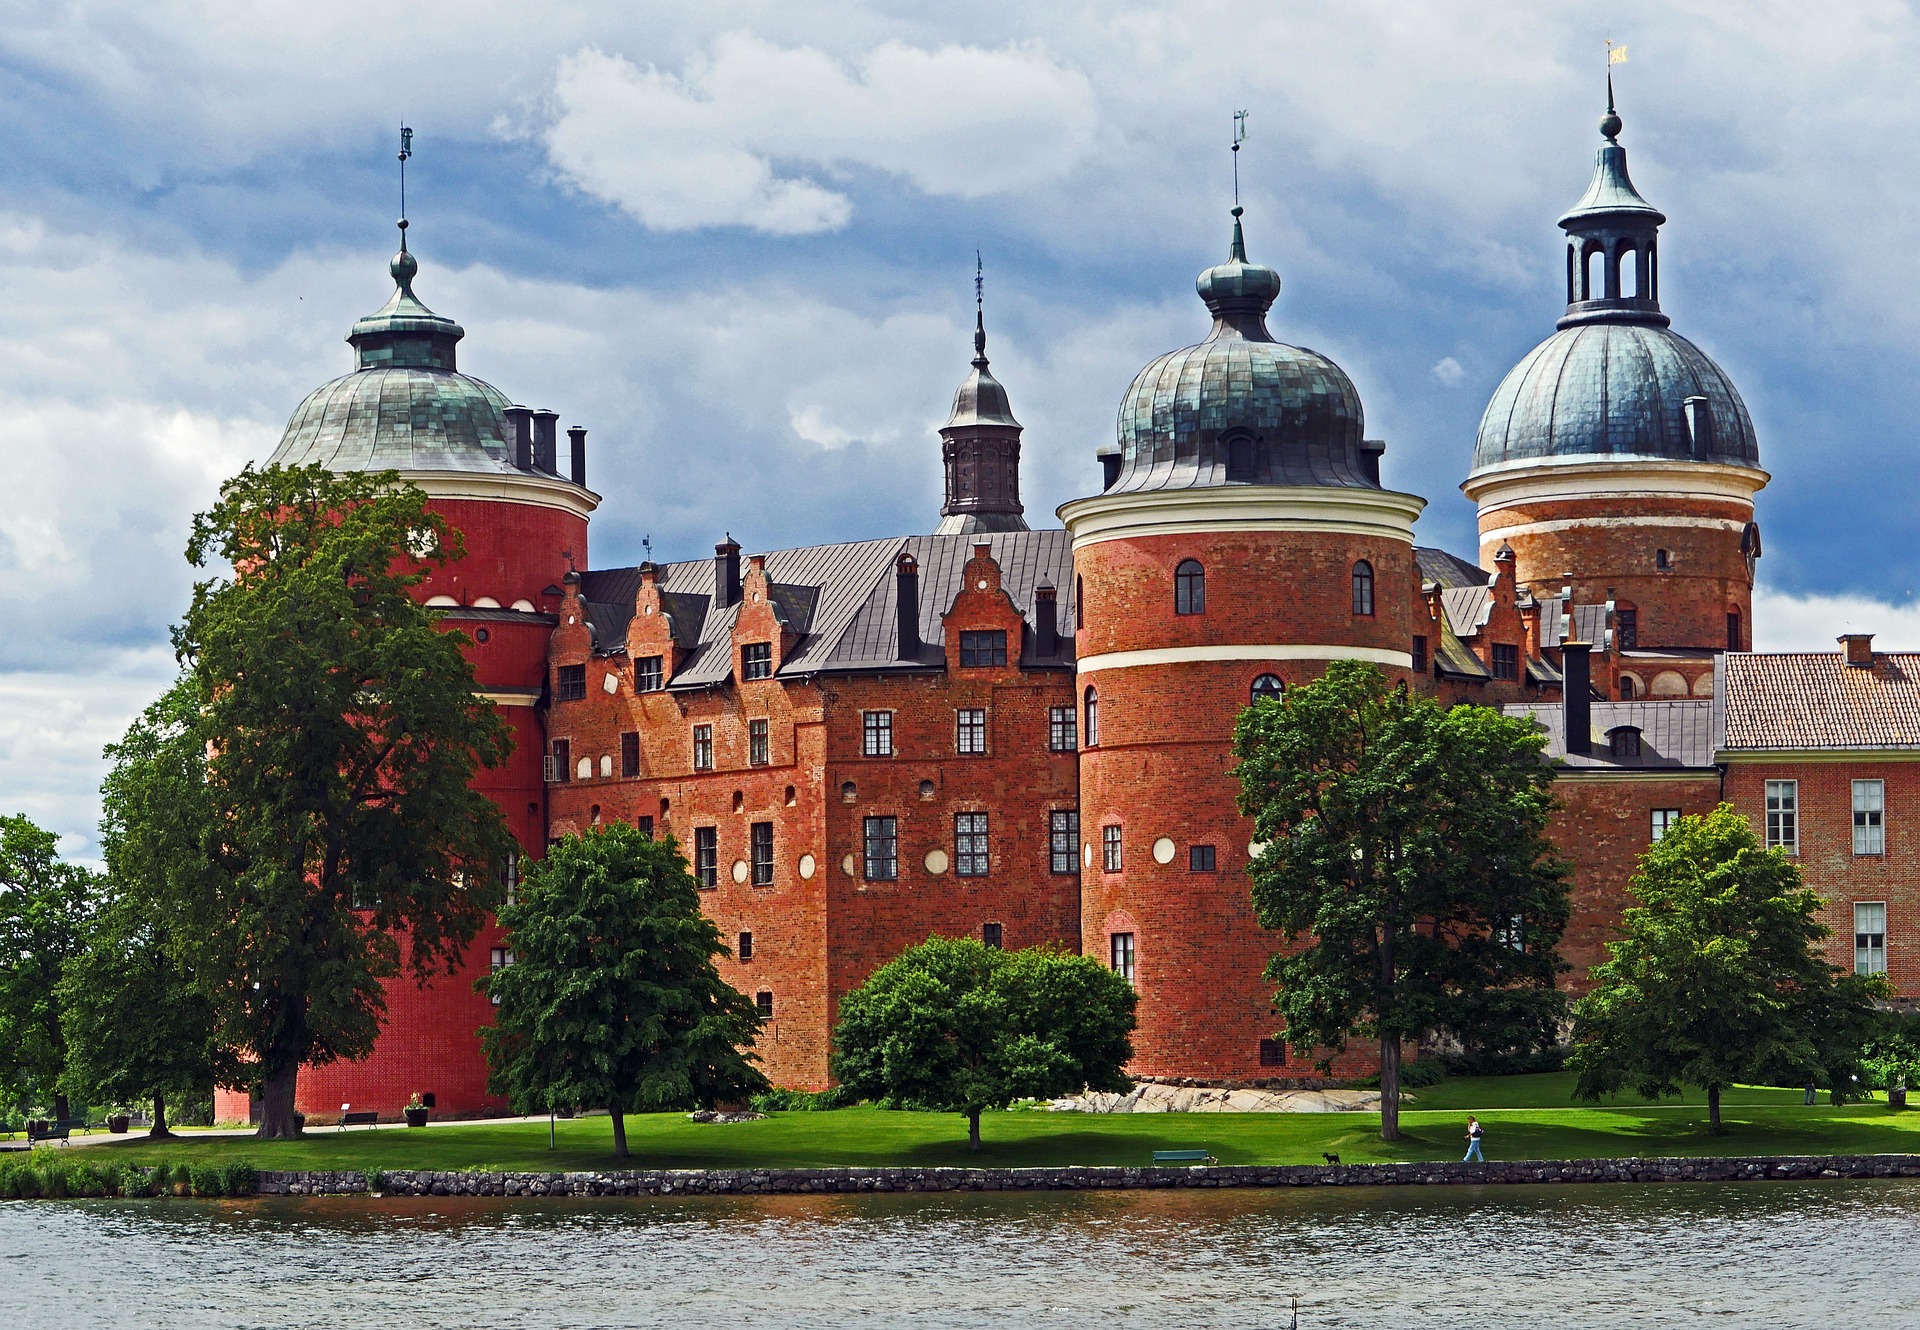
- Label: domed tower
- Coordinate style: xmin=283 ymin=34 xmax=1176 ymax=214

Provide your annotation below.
xmin=235 ymin=224 xmax=597 ymax=1121
xmin=934 ymin=270 xmax=1028 ymax=534
xmin=1058 ymin=208 xmax=1425 ymax=1081
xmin=1464 ymin=90 xmax=1767 ymax=665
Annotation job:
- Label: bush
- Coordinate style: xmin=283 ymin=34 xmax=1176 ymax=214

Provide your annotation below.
xmin=366 ymin=1170 xmax=387 ymax=1193
xmin=1444 ymin=1047 xmax=1567 ymax=1078
xmin=0 ymin=1158 xmax=37 ymax=1199
xmin=749 ymin=1086 xmax=857 ymax=1113
xmin=112 ymin=1165 xmax=152 ymax=1198
xmin=219 ymin=1161 xmax=257 ymax=1196
xmin=1356 ymin=1058 xmax=1449 ymax=1090
xmin=62 ymin=1162 xmax=107 ymax=1197
xmin=188 ymin=1165 xmax=223 ymax=1197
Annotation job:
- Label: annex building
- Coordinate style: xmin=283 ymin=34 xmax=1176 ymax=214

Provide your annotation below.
xmin=215 ymin=97 xmax=1914 ymax=1121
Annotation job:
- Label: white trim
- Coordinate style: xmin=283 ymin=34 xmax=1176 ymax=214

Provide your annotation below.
xmin=1078 ymin=644 xmax=1413 ymax=674
xmin=403 ymin=469 xmax=600 ymax=520
xmin=1480 ymin=515 xmax=1748 ymax=541
xmin=1058 ymin=485 xmax=1425 ymax=550
xmin=1463 ymin=456 xmax=1767 ymax=514
xmin=478 ymin=689 xmax=541 ymax=708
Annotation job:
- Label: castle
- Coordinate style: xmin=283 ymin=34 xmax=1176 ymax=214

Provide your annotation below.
xmin=212 ymin=96 xmax=1917 ymax=1122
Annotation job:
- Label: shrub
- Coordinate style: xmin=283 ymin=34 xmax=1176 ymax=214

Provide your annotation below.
xmin=63 ymin=1161 xmax=106 ymax=1197
xmin=188 ymin=1164 xmax=223 ymax=1197
xmin=366 ymin=1170 xmax=388 ymax=1193
xmin=0 ymin=1158 xmax=37 ymax=1199
xmin=37 ymin=1161 xmax=68 ymax=1198
xmin=219 ymin=1161 xmax=257 ymax=1196
xmin=113 ymin=1165 xmax=153 ymax=1198
xmin=1444 ymin=1047 xmax=1566 ymax=1078
xmin=749 ymin=1086 xmax=857 ymax=1113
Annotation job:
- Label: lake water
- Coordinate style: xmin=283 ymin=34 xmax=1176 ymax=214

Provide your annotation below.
xmin=0 ymin=1180 xmax=1910 ymax=1328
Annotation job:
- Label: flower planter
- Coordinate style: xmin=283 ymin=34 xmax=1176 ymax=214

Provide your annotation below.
xmin=403 ymin=1108 xmax=430 ymax=1128
xmin=1890 ymin=1087 xmax=1908 ymax=1110
xmin=107 ymin=1115 xmax=130 ymax=1134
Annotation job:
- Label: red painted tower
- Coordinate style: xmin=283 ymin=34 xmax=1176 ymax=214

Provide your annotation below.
xmin=213 ymin=228 xmax=596 ymax=1123
xmin=1060 ymin=209 xmax=1424 ymax=1081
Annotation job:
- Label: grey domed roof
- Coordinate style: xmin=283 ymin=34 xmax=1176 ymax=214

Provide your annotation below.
xmin=1106 ymin=213 xmax=1377 ymax=494
xmin=1472 ymin=322 xmax=1758 ymax=474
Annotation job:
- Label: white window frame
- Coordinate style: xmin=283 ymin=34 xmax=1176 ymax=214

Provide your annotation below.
xmin=1650 ymin=808 xmax=1682 ymax=843
xmin=1854 ymin=779 xmax=1886 ymax=856
xmin=862 ymin=710 xmax=893 ymax=757
xmin=1109 ymin=932 xmax=1136 ymax=985
xmin=956 ymin=707 xmax=987 ymax=755
xmin=1102 ymin=824 xmax=1122 ymax=873
xmin=1855 ymin=901 xmax=1887 ymax=976
xmin=1765 ymin=780 xmax=1799 ymax=854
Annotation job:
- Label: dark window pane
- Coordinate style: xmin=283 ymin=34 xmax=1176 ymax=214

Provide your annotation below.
xmin=750 ymin=821 xmax=774 ymax=885
xmin=636 ymin=656 xmax=664 ymax=692
xmin=742 ymin=642 xmax=773 ymax=680
xmin=1050 ymin=810 xmax=1080 ymax=874
xmin=1189 ymin=844 xmax=1216 ymax=872
xmin=1175 ymin=559 xmax=1205 ymax=615
xmin=620 ymin=731 xmax=640 ymax=779
xmin=693 ymin=827 xmax=718 ymax=889
xmin=864 ymin=816 xmax=898 ymax=880
xmin=959 ymin=630 xmax=1008 ymax=667
xmin=556 ymin=664 xmax=587 ymax=701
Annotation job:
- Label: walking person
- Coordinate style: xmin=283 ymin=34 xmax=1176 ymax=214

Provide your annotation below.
xmin=1463 ymin=1115 xmax=1485 ymax=1162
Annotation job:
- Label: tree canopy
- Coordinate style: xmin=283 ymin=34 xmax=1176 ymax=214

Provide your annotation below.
xmin=106 ymin=463 xmax=514 ymax=1137
xmin=831 ymin=936 xmax=1136 ymax=1150
xmin=0 ymin=815 xmax=98 ymax=1120
xmin=1233 ymin=660 xmax=1568 ymax=1139
xmin=1569 ymin=803 xmax=1888 ymax=1132
xmin=480 ymin=824 xmax=769 ymax=1158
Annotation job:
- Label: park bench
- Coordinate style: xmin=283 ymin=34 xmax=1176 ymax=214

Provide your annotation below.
xmin=26 ymin=1122 xmax=71 ymax=1146
xmin=339 ymin=1111 xmax=380 ymax=1130
xmin=1152 ymin=1149 xmax=1217 ymax=1165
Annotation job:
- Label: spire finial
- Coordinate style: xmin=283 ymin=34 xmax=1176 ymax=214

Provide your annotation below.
xmin=1228 ymin=111 xmax=1250 ymax=262
xmin=390 ymin=124 xmax=419 ymax=291
xmin=1602 ymin=41 xmax=1626 ymax=141
xmin=973 ymin=250 xmax=987 ymax=364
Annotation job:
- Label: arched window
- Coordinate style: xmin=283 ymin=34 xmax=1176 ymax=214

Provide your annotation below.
xmin=1585 ymin=246 xmax=1605 ymax=301
xmin=1618 ymin=244 xmax=1639 ymax=299
xmin=1175 ymin=560 xmax=1205 ymax=615
xmin=1655 ymin=548 xmax=1671 ymax=570
xmin=1352 ymin=560 xmax=1375 ymax=616
xmin=1250 ymin=674 xmax=1284 ymax=704
xmin=1224 ymin=432 xmax=1256 ymax=482
xmin=1084 ymin=685 xmax=1100 ymax=748
xmin=1618 ymin=674 xmax=1638 ymax=700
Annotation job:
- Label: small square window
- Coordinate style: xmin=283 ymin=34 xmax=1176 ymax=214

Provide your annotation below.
xmin=1491 ymin=644 xmax=1518 ymax=681
xmin=1109 ymin=932 xmax=1135 ymax=985
xmin=738 ymin=930 xmax=754 ymax=962
xmin=1609 ymin=728 xmax=1642 ymax=758
xmin=636 ymin=815 xmax=654 ymax=840
xmin=692 ymin=725 xmax=714 ymax=771
xmin=1650 ymin=808 xmax=1681 ymax=843
xmin=864 ymin=815 xmax=898 ymax=881
xmin=959 ymin=630 xmax=1007 ymax=667
xmin=863 ymin=711 xmax=893 ymax=757
xmin=1102 ymin=824 xmax=1122 ymax=873
xmin=1854 ymin=780 xmax=1886 ymax=856
xmin=955 ymin=812 xmax=989 ymax=876
xmin=1258 ymin=1038 xmax=1287 ymax=1068
xmin=1189 ymin=844 xmax=1216 ymax=872
xmin=620 ymin=731 xmax=640 ymax=779
xmin=749 ymin=718 xmax=770 ymax=767
xmin=1049 ymin=810 xmax=1079 ymax=875
xmin=755 ymin=991 xmax=774 ymax=1018
xmin=556 ymin=664 xmax=587 ymax=701
xmin=956 ymin=708 xmax=987 ymax=755
xmin=693 ymin=827 xmax=718 ymax=889
xmin=981 ymin=922 xmax=1003 ymax=950
xmin=635 ymin=655 xmax=664 ymax=692
xmin=750 ymin=821 xmax=774 ymax=886
xmin=742 ymin=642 xmax=773 ymax=681
xmin=1049 ymin=706 xmax=1077 ymax=753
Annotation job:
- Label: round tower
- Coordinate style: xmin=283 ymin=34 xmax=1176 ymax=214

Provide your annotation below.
xmin=1464 ymin=89 xmax=1768 ymax=661
xmin=1059 ymin=209 xmax=1424 ymax=1081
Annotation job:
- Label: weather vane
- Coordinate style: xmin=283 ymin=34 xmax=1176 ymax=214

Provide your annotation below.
xmin=398 ymin=124 xmax=414 ymax=233
xmin=1232 ymin=110 xmax=1249 ymax=210
xmin=975 ymin=250 xmax=984 ymax=310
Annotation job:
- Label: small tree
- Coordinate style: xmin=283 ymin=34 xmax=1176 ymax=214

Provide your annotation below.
xmin=480 ymin=825 xmax=768 ymax=1158
xmin=1569 ymin=803 xmax=1888 ymax=1132
xmin=0 ymin=816 xmax=98 ymax=1121
xmin=831 ymin=937 xmax=1136 ymax=1150
xmin=1233 ymin=661 xmax=1568 ymax=1140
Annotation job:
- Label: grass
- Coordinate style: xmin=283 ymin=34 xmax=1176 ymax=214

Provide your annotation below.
xmin=42 ymin=1074 xmax=1920 ymax=1175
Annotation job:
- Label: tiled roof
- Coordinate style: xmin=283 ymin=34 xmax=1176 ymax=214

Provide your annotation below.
xmin=1506 ymin=700 xmax=1717 ymax=770
xmin=1721 ymin=652 xmax=1920 ymax=751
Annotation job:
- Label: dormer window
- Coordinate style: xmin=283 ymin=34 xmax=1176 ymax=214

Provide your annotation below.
xmin=1609 ymin=727 xmax=1642 ymax=759
xmin=959 ymin=630 xmax=1007 ymax=667
xmin=1224 ymin=431 xmax=1256 ymax=482
xmin=741 ymin=642 xmax=773 ymax=680
xmin=556 ymin=664 xmax=587 ymax=701
xmin=1175 ymin=560 xmax=1206 ymax=615
xmin=1615 ymin=609 xmax=1638 ymax=650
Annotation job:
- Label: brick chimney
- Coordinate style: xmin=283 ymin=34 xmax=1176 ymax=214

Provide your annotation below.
xmin=1033 ymin=581 xmax=1058 ymax=658
xmin=712 ymin=537 xmax=741 ymax=614
xmin=1840 ymin=633 xmax=1875 ymax=669
xmin=531 ymin=410 xmax=559 ymax=473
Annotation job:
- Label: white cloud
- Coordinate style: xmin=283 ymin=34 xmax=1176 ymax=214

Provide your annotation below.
xmin=1430 ymin=356 xmax=1465 ymax=385
xmin=1753 ymin=586 xmax=1920 ymax=653
xmin=541 ymin=36 xmax=1097 ymax=233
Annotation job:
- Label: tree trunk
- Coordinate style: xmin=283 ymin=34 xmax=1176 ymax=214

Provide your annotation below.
xmin=53 ymin=1092 xmax=71 ymax=1123
xmin=258 ymin=1063 xmax=301 ymax=1139
xmin=610 ymin=1109 xmax=628 ymax=1158
xmin=1708 ymin=1083 xmax=1723 ymax=1135
xmin=148 ymin=1090 xmax=172 ymax=1138
xmin=968 ymin=1109 xmax=982 ymax=1151
xmin=1380 ymin=1033 xmax=1403 ymax=1142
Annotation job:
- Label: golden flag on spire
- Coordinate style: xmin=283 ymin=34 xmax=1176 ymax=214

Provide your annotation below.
xmin=1608 ymin=43 xmax=1629 ymax=64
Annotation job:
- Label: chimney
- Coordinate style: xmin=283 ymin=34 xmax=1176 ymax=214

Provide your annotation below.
xmin=1562 ymin=641 xmax=1592 ymax=756
xmin=1840 ymin=633 xmax=1876 ymax=669
xmin=1033 ymin=582 xmax=1058 ymax=658
xmin=1097 ymin=446 xmax=1122 ymax=491
xmin=712 ymin=537 xmax=741 ymax=613
xmin=895 ymin=553 xmax=921 ymax=661
xmin=1358 ymin=438 xmax=1386 ymax=486
xmin=505 ymin=406 xmax=533 ymax=471
xmin=567 ymin=426 xmax=588 ymax=487
xmin=531 ymin=410 xmax=559 ymax=472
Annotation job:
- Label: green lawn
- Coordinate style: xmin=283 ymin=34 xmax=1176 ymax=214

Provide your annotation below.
xmin=30 ymin=1074 xmax=1920 ymax=1174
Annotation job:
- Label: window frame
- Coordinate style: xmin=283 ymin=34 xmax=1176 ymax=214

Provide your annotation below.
xmin=692 ymin=724 xmax=714 ymax=771
xmin=556 ymin=663 xmax=588 ymax=701
xmin=1189 ymin=844 xmax=1217 ymax=873
xmin=1609 ymin=727 xmax=1642 ymax=758
xmin=958 ymin=630 xmax=1008 ymax=668
xmin=1616 ymin=608 xmax=1638 ymax=650
xmin=955 ymin=707 xmax=987 ymax=756
xmin=635 ymin=655 xmax=665 ymax=692
xmin=1084 ymin=686 xmax=1100 ymax=748
xmin=981 ymin=922 xmax=1003 ymax=950
xmin=1765 ymin=779 xmax=1799 ymax=854
xmin=1491 ymin=643 xmax=1519 ymax=681
xmin=863 ymin=815 xmax=899 ymax=881
xmin=1102 ymin=824 xmax=1122 ymax=873
xmin=620 ymin=731 xmax=641 ymax=779
xmin=1411 ymin=634 xmax=1428 ymax=675
xmin=1250 ymin=673 xmax=1284 ymax=705
xmin=1352 ymin=560 xmax=1375 ymax=616
xmin=1174 ymin=559 xmax=1206 ymax=615
xmin=549 ymin=738 xmax=571 ymax=784
xmin=1109 ymin=932 xmax=1136 ymax=985
xmin=748 ymin=718 xmax=770 ymax=767
xmin=1855 ymin=901 xmax=1888 ymax=976
xmin=862 ymin=710 xmax=894 ymax=758
xmin=693 ymin=826 xmax=719 ymax=889
xmin=741 ymin=642 xmax=773 ymax=681
xmin=755 ymin=990 xmax=774 ymax=1019
xmin=1049 ymin=810 xmax=1079 ymax=875
xmin=737 ymin=930 xmax=754 ymax=962
xmin=954 ymin=812 xmax=989 ymax=877
xmin=1650 ymin=808 xmax=1681 ymax=843
xmin=488 ymin=947 xmax=514 ymax=1005
xmin=1854 ymin=779 xmax=1886 ymax=856
xmin=1049 ymin=706 xmax=1077 ymax=753
xmin=636 ymin=815 xmax=654 ymax=840
xmin=750 ymin=821 xmax=775 ymax=886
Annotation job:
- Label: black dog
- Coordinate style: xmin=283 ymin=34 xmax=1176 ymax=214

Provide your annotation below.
xmin=1322 ymin=1153 xmax=1341 ymax=1165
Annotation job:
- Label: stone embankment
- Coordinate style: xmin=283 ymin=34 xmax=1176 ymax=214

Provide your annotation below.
xmin=258 ymin=1155 xmax=1920 ymax=1198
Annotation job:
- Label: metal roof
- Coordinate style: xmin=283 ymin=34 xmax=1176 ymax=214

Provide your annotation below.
xmin=1415 ymin=546 xmax=1488 ymax=589
xmin=1441 ymin=585 xmax=1492 ymax=638
xmin=1507 ymin=699 xmax=1717 ymax=770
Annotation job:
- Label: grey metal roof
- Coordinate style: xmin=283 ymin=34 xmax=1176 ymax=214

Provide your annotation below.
xmin=1506 ymin=699 xmax=1717 ymax=770
xmin=943 ymin=312 xmax=1020 ymax=429
xmin=1560 ymin=134 xmax=1664 ymax=228
xmin=1571 ymin=604 xmax=1612 ymax=649
xmin=1415 ymin=546 xmax=1488 ymax=589
xmin=1441 ymin=585 xmax=1492 ymax=638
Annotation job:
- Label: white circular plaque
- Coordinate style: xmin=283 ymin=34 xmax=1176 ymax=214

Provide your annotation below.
xmin=732 ymin=860 xmax=749 ymax=884
xmin=925 ymin=849 xmax=949 ymax=875
xmin=1082 ymin=843 xmax=1093 ymax=868
xmin=1152 ymin=837 xmax=1176 ymax=865
xmin=799 ymin=854 xmax=816 ymax=880
xmin=842 ymin=853 xmax=857 ymax=878
xmin=1248 ymin=840 xmax=1269 ymax=859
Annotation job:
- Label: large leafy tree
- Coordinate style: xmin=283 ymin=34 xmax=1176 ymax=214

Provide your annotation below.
xmin=0 ymin=816 xmax=98 ymax=1120
xmin=831 ymin=937 xmax=1136 ymax=1150
xmin=109 ymin=463 xmax=513 ymax=1138
xmin=1569 ymin=804 xmax=1888 ymax=1132
xmin=1233 ymin=660 xmax=1568 ymax=1140
xmin=480 ymin=825 xmax=769 ymax=1158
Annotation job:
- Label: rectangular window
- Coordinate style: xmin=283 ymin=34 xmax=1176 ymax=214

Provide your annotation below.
xmin=636 ymin=815 xmax=654 ymax=840
xmin=1491 ymin=643 xmax=1518 ymax=681
xmin=959 ymin=630 xmax=1008 ymax=667
xmin=1189 ymin=844 xmax=1216 ymax=873
xmin=1050 ymin=810 xmax=1080 ymax=875
xmin=749 ymin=718 xmax=770 ymax=767
xmin=1109 ymin=932 xmax=1136 ymax=985
xmin=956 ymin=708 xmax=987 ymax=755
xmin=1650 ymin=808 xmax=1682 ymax=842
xmin=1728 ymin=611 xmax=1743 ymax=651
xmin=1493 ymin=914 xmax=1526 ymax=952
xmin=1102 ymin=824 xmax=1122 ymax=873
xmin=693 ymin=827 xmax=718 ymax=889
xmin=499 ymin=851 xmax=519 ymax=906
xmin=1259 ymin=1038 xmax=1287 ymax=1068
xmin=1854 ymin=779 xmax=1886 ymax=856
xmin=1049 ymin=706 xmax=1077 ymax=753
xmin=864 ymin=815 xmax=898 ymax=881
xmin=488 ymin=947 xmax=514 ymax=1005
xmin=1616 ymin=609 xmax=1638 ymax=650
xmin=750 ymin=821 xmax=774 ymax=886
xmin=955 ymin=812 xmax=989 ymax=876
xmin=738 ymin=930 xmax=754 ymax=962
xmin=620 ymin=731 xmax=640 ymax=779
xmin=692 ymin=725 xmax=714 ymax=771
xmin=1411 ymin=635 xmax=1428 ymax=675
xmin=742 ymin=642 xmax=773 ymax=680
xmin=755 ymin=991 xmax=774 ymax=1018
xmin=1766 ymin=780 xmax=1799 ymax=853
xmin=863 ymin=711 xmax=893 ymax=757
xmin=981 ymin=922 xmax=1003 ymax=950
xmin=556 ymin=663 xmax=587 ymax=701
xmin=548 ymin=738 xmax=571 ymax=783
xmin=1855 ymin=902 xmax=1887 ymax=976
xmin=636 ymin=655 xmax=664 ymax=692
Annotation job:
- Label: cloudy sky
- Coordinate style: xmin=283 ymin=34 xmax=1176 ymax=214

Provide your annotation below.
xmin=3 ymin=0 xmax=1919 ymax=858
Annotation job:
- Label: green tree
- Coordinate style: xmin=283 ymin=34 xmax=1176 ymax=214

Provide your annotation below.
xmin=58 ymin=892 xmax=234 ymax=1136
xmin=1233 ymin=660 xmax=1568 ymax=1140
xmin=1569 ymin=803 xmax=1888 ymax=1132
xmin=831 ymin=937 xmax=1137 ymax=1150
xmin=107 ymin=463 xmax=513 ymax=1138
xmin=480 ymin=825 xmax=769 ymax=1158
xmin=0 ymin=816 xmax=98 ymax=1121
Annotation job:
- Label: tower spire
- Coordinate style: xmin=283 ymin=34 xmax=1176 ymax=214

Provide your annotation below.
xmin=974 ymin=250 xmax=987 ymax=365
xmin=397 ymin=124 xmax=413 ymax=253
xmin=1229 ymin=110 xmax=1249 ymax=262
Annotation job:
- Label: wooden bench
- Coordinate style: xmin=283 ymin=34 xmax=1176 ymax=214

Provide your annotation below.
xmin=339 ymin=1111 xmax=380 ymax=1130
xmin=1152 ymin=1149 xmax=1217 ymax=1165
xmin=26 ymin=1123 xmax=70 ymax=1146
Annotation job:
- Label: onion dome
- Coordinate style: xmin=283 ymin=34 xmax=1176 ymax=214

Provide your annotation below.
xmin=270 ymin=227 xmax=522 ymax=476
xmin=1471 ymin=89 xmax=1761 ymax=476
xmin=1106 ymin=209 xmax=1376 ymax=493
